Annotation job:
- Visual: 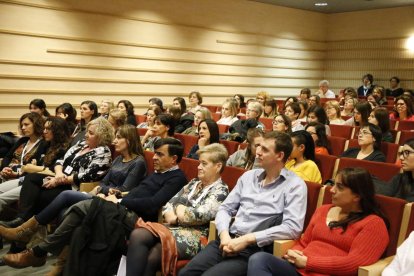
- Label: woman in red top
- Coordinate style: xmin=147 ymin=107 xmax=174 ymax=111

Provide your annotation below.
xmin=389 ymin=95 xmax=414 ymax=121
xmin=247 ymin=167 xmax=389 ymax=276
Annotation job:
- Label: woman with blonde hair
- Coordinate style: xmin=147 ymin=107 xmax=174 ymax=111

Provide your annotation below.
xmin=100 ymin=99 xmax=115 ymax=120
xmin=325 ymin=100 xmax=344 ymax=125
xmin=108 ymin=109 xmax=127 ymax=132
xmin=217 ymin=99 xmax=239 ymax=126
xmin=182 ymin=108 xmax=212 ymax=136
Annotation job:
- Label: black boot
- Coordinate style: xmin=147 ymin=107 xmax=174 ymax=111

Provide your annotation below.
xmin=0 ymin=217 xmax=24 ymax=228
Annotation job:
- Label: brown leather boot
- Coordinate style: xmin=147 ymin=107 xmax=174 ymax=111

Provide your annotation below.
xmin=3 ymin=248 xmax=46 ymax=268
xmin=45 ymin=246 xmax=69 ymax=276
xmin=0 ymin=216 xmax=39 ymax=243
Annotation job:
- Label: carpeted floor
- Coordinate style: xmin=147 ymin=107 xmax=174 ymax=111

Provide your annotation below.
xmin=0 ymin=241 xmax=57 ymax=276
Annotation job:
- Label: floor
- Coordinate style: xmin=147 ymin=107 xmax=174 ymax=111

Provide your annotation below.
xmin=0 ymin=241 xmax=57 ymax=276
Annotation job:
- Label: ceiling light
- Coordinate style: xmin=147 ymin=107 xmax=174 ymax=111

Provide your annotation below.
xmin=315 ymin=2 xmax=328 ymax=6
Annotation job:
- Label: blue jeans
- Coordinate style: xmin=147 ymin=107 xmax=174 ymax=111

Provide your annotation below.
xmin=35 ymin=190 xmax=92 ymax=225
xmin=247 ymin=252 xmax=299 ymax=276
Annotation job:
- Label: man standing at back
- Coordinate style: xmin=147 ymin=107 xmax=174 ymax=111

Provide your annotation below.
xmin=179 ymin=131 xmax=307 ymax=276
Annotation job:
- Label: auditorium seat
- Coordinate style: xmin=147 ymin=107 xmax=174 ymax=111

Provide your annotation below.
xmin=137 ymin=127 xmax=147 ymax=137
xmin=329 ymin=124 xmax=354 ymax=139
xmin=397 ymin=130 xmax=414 ymax=145
xmin=335 ymin=157 xmax=401 ymax=182
xmin=390 ymin=120 xmax=398 ymax=130
xmin=144 ymin=151 xmax=155 ymax=175
xmin=221 ymin=166 xmax=246 ymax=191
xmin=174 ymin=133 xmax=199 ymax=156
xmin=219 ymin=140 xmax=240 ymax=155
xmin=303 ymin=181 xmax=322 ymax=229
xmin=397 ymin=120 xmax=414 ymax=131
xmin=135 ymin=114 xmax=147 ymax=124
xmin=178 ymin=157 xmax=199 ymax=181
xmin=211 ymin=113 xmax=221 ymax=122
xmin=346 ymin=139 xmax=400 ymax=164
xmin=259 ymin=117 xmax=273 ymax=131
xmin=217 ymin=124 xmax=229 ymax=134
xmin=315 ymin=154 xmax=338 ymax=183
xmin=327 ymin=136 xmax=347 ymax=156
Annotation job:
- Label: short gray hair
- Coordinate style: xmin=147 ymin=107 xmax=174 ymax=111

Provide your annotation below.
xmin=197 ymin=143 xmax=228 ymax=173
xmin=319 ymin=80 xmax=329 ymax=86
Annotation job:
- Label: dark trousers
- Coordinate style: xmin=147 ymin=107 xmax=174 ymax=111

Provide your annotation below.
xmin=35 ymin=190 xmax=92 ymax=225
xmin=178 ymin=239 xmax=261 ymax=276
xmin=19 ymin=173 xmax=70 ymax=220
xmin=247 ymin=252 xmax=300 ymax=276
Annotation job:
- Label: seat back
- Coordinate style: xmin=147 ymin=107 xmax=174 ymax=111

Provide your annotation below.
xmin=174 ymin=133 xmax=199 ymax=156
xmin=211 ymin=113 xmax=221 ymax=122
xmin=315 ymin=154 xmax=338 ymax=183
xmin=178 ymin=157 xmax=199 ymax=181
xmin=144 ymin=151 xmax=155 ymax=175
xmin=327 ymin=136 xmax=347 ymax=156
xmin=335 ymin=157 xmax=401 ymax=182
xmin=220 ymin=140 xmax=240 ymax=155
xmin=330 ymin=124 xmax=354 ymax=139
xmin=397 ymin=120 xmax=414 ymax=131
xmin=259 ymin=117 xmax=273 ymax=131
xmin=398 ymin=130 xmax=414 ymax=146
xmin=390 ymin=120 xmax=398 ymax=130
xmin=375 ymin=194 xmax=407 ymax=257
xmin=217 ymin=124 xmax=229 ymax=134
xmin=221 ymin=166 xmax=246 ymax=191
xmin=304 ymin=181 xmax=322 ymax=229
xmin=135 ymin=114 xmax=147 ymax=124
xmin=346 ymin=140 xmax=399 ymax=164
xmin=137 ymin=128 xmax=148 ymax=137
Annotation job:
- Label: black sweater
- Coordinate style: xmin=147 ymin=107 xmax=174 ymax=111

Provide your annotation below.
xmin=120 ymin=168 xmax=187 ymax=222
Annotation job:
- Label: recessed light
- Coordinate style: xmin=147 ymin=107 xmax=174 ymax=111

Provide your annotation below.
xmin=315 ymin=2 xmax=328 ymax=6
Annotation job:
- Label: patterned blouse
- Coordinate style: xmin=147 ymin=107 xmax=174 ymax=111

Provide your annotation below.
xmin=55 ymin=140 xmax=112 ymax=186
xmin=162 ymin=178 xmax=229 ymax=259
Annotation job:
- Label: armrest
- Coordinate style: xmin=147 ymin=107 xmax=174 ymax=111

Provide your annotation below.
xmin=79 ymin=182 xmax=100 ymax=192
xmin=208 ymin=221 xmax=217 ymax=243
xmin=273 ymin=240 xmax=296 ymax=257
xmin=358 ymin=256 xmax=394 ymax=276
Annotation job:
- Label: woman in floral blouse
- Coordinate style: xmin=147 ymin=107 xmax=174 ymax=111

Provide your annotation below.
xmin=126 ymin=143 xmax=230 ymax=276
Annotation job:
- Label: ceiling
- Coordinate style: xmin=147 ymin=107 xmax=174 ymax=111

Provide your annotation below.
xmin=252 ymin=0 xmax=414 ymax=13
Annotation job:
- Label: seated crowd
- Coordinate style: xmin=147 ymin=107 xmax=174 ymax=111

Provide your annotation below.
xmin=0 ymin=76 xmax=413 ymax=275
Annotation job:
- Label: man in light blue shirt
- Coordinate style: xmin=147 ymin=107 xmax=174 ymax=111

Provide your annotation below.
xmin=179 ymin=131 xmax=307 ymax=276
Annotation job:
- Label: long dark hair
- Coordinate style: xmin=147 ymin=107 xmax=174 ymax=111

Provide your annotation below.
xmin=245 ymin=128 xmax=264 ymax=170
xmin=19 ymin=112 xmax=44 ymax=137
xmin=117 ymin=100 xmax=135 ymax=116
xmin=56 ymin=103 xmax=77 ymax=125
xmin=290 ymin=130 xmax=315 ymax=161
xmin=116 ymin=124 xmax=144 ymax=158
xmin=372 ymin=108 xmax=390 ymax=135
xmin=308 ymin=105 xmax=329 ymax=125
xmin=397 ymin=138 xmax=414 ymax=199
xmin=29 ymin=99 xmax=50 ymax=117
xmin=80 ymin=100 xmax=99 ymax=129
xmin=198 ymin=119 xmax=219 ymax=144
xmin=355 ymin=101 xmax=372 ymax=126
xmin=329 ymin=167 xmax=389 ymax=232
xmin=43 ymin=117 xmax=71 ymax=166
xmin=306 ymin=122 xmax=331 ymax=154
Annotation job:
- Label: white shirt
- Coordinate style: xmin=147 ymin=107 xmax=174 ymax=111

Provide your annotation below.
xmin=382 ymin=231 xmax=414 ymax=276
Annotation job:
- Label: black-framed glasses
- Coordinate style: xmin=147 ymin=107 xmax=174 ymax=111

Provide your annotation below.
xmin=272 ymin=119 xmax=285 ymax=125
xmin=399 ymin=150 xmax=414 ymax=158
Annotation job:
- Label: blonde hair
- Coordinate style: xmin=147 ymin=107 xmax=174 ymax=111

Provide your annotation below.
xmin=87 ymin=117 xmax=114 ymax=147
xmin=197 ymin=143 xmax=228 ymax=173
xmin=109 ymin=109 xmax=127 ymax=128
xmin=325 ymin=100 xmax=341 ymax=119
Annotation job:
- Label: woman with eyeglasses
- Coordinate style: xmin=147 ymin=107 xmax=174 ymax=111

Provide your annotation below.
xmin=389 ymin=95 xmax=414 ymax=121
xmin=272 ymin=114 xmax=292 ymax=134
xmin=325 ymin=101 xmax=344 ymax=125
xmin=305 ymin=122 xmax=331 ymax=156
xmin=341 ymin=123 xmax=385 ymax=162
xmin=375 ymin=138 xmax=414 ymax=202
xmin=247 ymin=167 xmax=389 ymax=276
xmin=285 ymin=131 xmax=322 ymax=184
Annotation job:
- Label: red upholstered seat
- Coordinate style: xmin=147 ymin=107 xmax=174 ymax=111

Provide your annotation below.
xmin=304 ymin=181 xmax=322 ymax=229
xmin=221 ymin=166 xmax=246 ymax=191
xmin=174 ymin=133 xmax=199 ymax=156
xmin=330 ymin=124 xmax=354 ymax=139
xmin=327 ymin=136 xmax=347 ymax=156
xmin=178 ymin=157 xmax=199 ymax=181
xmin=219 ymin=140 xmax=240 ymax=155
xmin=315 ymin=154 xmax=338 ymax=183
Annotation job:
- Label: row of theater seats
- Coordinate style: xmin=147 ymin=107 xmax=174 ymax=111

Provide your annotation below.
xmin=330 ymin=123 xmax=414 ymax=140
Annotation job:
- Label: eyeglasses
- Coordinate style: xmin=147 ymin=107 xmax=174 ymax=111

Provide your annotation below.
xmin=399 ymin=150 xmax=414 ymax=158
xmin=396 ymin=103 xmax=406 ymax=106
xmin=247 ymin=109 xmax=257 ymax=113
xmin=272 ymin=119 xmax=285 ymax=125
xmin=358 ymin=130 xmax=372 ymax=136
xmin=307 ymin=131 xmax=317 ymax=135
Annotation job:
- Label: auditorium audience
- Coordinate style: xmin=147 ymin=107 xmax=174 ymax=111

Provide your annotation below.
xmin=126 ymin=143 xmax=229 ymax=276
xmin=179 ymin=131 xmax=307 ymax=276
xmin=216 ymin=99 xmax=238 ymax=126
xmin=227 ymin=128 xmax=263 ymax=170
xmin=1 ymin=138 xmax=187 ymax=274
xmin=344 ymin=101 xmax=372 ymax=127
xmin=308 ymin=95 xmax=321 ymax=108
xmin=247 ymin=167 xmax=389 ymax=276
xmin=297 ymin=101 xmax=308 ymax=122
xmin=55 ymin=103 xmax=77 ymax=135
xmin=187 ymin=119 xmax=219 ymax=160
xmin=182 ymin=108 xmax=211 ymax=136
xmin=142 ymin=114 xmax=175 ymax=151
xmin=285 ymin=130 xmax=322 ymax=184
xmin=148 ymin=98 xmax=164 ymax=113
xmin=117 ymin=100 xmax=137 ymax=126
xmin=29 ymin=99 xmax=50 ymax=119
xmin=272 ymin=114 xmax=292 ymax=134
xmin=357 ymin=73 xmax=374 ymax=97
xmin=137 ymin=106 xmax=162 ymax=129
xmin=389 ymin=95 xmax=414 ymax=121
xmin=386 ymin=76 xmax=404 ymax=98
xmin=255 ymin=91 xmax=269 ymax=106
xmin=187 ymin=91 xmax=203 ymax=115
xmin=369 ymin=108 xmax=394 ymax=143
xmin=0 ymin=125 xmax=146 ymax=276
xmin=108 ymin=108 xmax=127 ymax=132
xmin=306 ymin=122 xmax=330 ymax=155
xmin=99 ymin=99 xmax=114 ymax=119
xmin=285 ymin=102 xmax=304 ymax=132
xmin=325 ymin=100 xmax=345 ymax=125
xmin=316 ymin=80 xmax=335 ymax=98
xmin=283 ymin=96 xmax=298 ymax=110
xmin=375 ymin=138 xmax=414 ymax=202
xmin=341 ymin=123 xmax=385 ymax=162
